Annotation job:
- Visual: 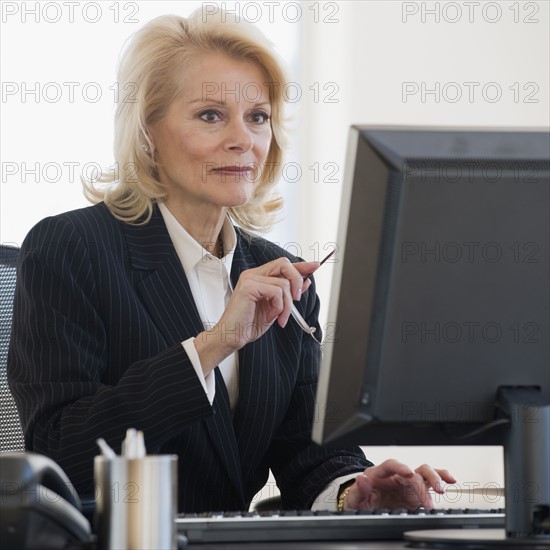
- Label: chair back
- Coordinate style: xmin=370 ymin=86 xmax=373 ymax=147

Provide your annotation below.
xmin=0 ymin=245 xmax=25 ymax=452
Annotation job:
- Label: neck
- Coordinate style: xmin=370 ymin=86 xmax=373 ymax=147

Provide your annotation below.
xmin=162 ymin=198 xmax=227 ymax=255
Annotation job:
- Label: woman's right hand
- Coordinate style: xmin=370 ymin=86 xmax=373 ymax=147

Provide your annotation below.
xmin=194 ymin=257 xmax=319 ymax=375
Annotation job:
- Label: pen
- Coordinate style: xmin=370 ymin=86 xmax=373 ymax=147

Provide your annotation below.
xmin=96 ymin=438 xmax=116 ymax=460
xmin=121 ymin=428 xmax=147 ymax=458
xmin=319 ymin=248 xmax=336 ymax=266
xmin=302 ymin=249 xmax=336 ymax=280
xmin=291 ymin=248 xmax=336 ymax=336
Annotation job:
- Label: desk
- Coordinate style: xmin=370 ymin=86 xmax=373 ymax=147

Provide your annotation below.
xmin=188 ymin=543 xmax=408 ymax=549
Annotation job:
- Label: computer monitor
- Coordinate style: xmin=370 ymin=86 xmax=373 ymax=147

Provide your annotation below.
xmin=312 ymin=127 xmax=549 ymax=541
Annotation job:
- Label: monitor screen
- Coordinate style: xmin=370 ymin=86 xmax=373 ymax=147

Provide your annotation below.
xmin=313 ymin=126 xmax=549 ymax=447
xmin=312 ymin=126 xmax=550 ymax=538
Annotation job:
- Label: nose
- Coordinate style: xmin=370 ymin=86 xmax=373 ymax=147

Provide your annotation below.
xmin=223 ymin=118 xmax=254 ymax=153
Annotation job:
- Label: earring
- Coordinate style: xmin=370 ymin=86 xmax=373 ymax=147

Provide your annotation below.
xmin=142 ymin=143 xmax=150 ymax=154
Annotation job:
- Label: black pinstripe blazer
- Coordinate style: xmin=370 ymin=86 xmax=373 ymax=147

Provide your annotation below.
xmin=7 ymin=202 xmax=370 ymax=512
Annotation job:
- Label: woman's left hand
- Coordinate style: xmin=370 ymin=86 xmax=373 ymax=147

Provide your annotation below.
xmin=343 ymin=459 xmax=457 ymax=510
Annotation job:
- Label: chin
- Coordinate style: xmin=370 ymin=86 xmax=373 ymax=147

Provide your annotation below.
xmin=223 ymin=194 xmax=252 ymax=209
xmin=220 ymin=185 xmax=255 ymax=208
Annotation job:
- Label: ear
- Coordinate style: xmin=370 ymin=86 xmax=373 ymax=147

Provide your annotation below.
xmin=140 ymin=128 xmax=155 ymax=156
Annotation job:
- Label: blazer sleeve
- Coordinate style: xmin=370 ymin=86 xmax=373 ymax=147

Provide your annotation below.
xmin=267 ymin=276 xmax=372 ymax=510
xmin=7 ymin=216 xmax=212 ymax=495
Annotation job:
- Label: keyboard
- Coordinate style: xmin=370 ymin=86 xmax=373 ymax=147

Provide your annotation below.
xmin=176 ymin=508 xmax=505 ymax=543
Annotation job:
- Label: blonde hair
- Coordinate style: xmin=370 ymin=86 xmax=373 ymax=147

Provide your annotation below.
xmin=84 ymin=8 xmax=287 ymax=230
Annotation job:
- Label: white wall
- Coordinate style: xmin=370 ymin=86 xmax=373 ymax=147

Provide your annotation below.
xmin=295 ymin=0 xmax=548 ymax=317
xmin=2 ymin=0 xmax=548 ymax=506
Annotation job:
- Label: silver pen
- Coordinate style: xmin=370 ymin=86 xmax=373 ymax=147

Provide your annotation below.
xmin=290 ymin=249 xmax=336 ymax=337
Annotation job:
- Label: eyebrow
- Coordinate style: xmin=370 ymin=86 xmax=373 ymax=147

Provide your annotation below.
xmin=187 ymin=98 xmax=271 ymax=108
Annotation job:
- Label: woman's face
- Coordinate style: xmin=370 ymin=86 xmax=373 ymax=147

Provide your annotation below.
xmin=150 ymin=51 xmax=273 ymax=214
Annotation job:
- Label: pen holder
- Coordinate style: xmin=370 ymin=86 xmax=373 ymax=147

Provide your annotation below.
xmin=94 ymin=454 xmax=178 ymax=550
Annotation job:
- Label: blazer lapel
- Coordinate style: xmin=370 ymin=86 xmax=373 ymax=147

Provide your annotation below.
xmin=122 ymin=205 xmax=245 ymax=505
xmin=122 ymin=204 xmax=204 ymax=345
xmin=230 ymin=235 xmax=283 ymax=473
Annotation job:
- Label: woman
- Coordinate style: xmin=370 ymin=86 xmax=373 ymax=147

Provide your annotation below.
xmin=7 ymin=9 xmax=454 ymax=513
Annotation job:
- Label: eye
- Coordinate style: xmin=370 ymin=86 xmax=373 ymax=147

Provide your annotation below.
xmin=249 ymin=111 xmax=271 ymax=124
xmin=199 ymin=109 xmax=222 ymax=123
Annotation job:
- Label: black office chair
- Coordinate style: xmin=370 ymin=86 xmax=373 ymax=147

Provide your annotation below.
xmin=0 ymin=245 xmax=25 ymax=453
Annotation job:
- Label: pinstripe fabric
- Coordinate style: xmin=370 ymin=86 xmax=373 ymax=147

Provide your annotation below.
xmin=7 ymin=202 xmax=370 ymax=512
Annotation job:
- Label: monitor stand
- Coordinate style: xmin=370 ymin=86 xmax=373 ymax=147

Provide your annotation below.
xmin=405 ymin=387 xmax=550 ymax=549
xmin=404 ymin=528 xmax=547 ymax=548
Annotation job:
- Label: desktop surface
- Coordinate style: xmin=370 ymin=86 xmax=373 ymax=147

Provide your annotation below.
xmin=186 ymin=542 xmax=411 ymax=549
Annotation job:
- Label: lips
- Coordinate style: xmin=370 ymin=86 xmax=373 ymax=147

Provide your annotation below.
xmin=211 ymin=165 xmax=254 ymax=175
xmin=209 ymin=164 xmax=258 ymax=182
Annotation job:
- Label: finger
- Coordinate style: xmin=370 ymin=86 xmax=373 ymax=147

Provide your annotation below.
xmin=263 ymin=258 xmax=310 ymax=301
xmin=239 ymin=273 xmax=287 ymax=309
xmin=366 ymin=459 xmax=414 ymax=480
xmin=256 ymin=274 xmax=296 ymax=326
xmin=302 ymin=277 xmax=312 ymax=294
xmin=415 ymin=473 xmax=435 ymax=508
xmin=419 ymin=486 xmax=435 ymax=509
xmin=436 ymin=468 xmax=457 ymax=485
xmin=343 ymin=475 xmax=371 ymax=510
xmin=396 ymin=472 xmax=434 ymax=510
xmin=250 ymin=281 xmax=285 ymax=325
xmin=415 ymin=464 xmax=447 ymax=494
xmin=288 ymin=259 xmax=320 ymax=272
xmin=244 ymin=274 xmax=294 ymax=327
xmin=292 ymin=260 xmax=321 ymax=281
xmin=264 ymin=257 xmax=317 ymax=276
